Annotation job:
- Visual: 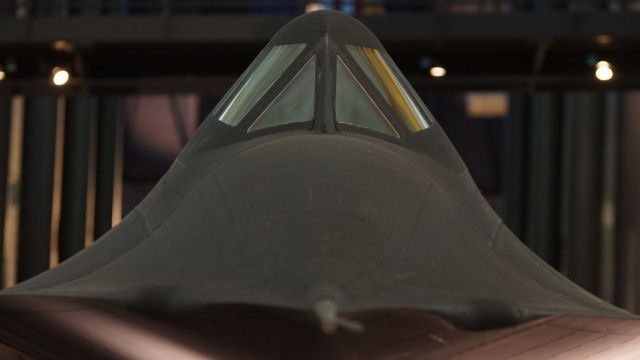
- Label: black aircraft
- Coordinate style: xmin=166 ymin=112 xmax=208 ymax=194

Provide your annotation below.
xmin=0 ymin=10 xmax=638 ymax=360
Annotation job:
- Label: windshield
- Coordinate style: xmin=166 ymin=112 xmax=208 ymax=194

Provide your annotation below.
xmin=218 ymin=44 xmax=306 ymax=127
xmin=335 ymin=56 xmax=399 ymax=138
xmin=249 ymin=56 xmax=316 ymax=132
xmin=345 ymin=45 xmax=430 ymax=132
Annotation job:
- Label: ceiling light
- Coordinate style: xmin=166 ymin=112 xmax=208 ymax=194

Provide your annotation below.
xmin=429 ymin=66 xmax=447 ymax=78
xmin=595 ymin=61 xmax=614 ymax=81
xmin=51 ymin=67 xmax=70 ymax=86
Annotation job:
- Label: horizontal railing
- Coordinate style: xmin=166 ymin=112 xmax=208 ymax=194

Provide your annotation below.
xmin=1 ymin=0 xmax=639 ymax=17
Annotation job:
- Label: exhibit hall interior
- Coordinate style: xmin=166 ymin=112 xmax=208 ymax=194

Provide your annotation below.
xmin=1 ymin=0 xmax=640 ymax=359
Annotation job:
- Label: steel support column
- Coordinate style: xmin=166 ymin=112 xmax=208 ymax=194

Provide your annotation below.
xmin=94 ymin=96 xmax=122 ymax=240
xmin=17 ymin=96 xmax=57 ymax=281
xmin=599 ymin=91 xmax=619 ymax=303
xmin=58 ymin=96 xmax=93 ymax=260
xmin=615 ymin=92 xmax=640 ymax=312
xmin=563 ymin=92 xmax=604 ymax=294
xmin=526 ymin=92 xmax=562 ymax=268
xmin=0 ymin=98 xmax=10 ymax=282
xmin=503 ymin=93 xmax=528 ymax=239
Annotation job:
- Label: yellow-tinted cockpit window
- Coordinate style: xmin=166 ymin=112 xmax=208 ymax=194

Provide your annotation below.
xmin=218 ymin=44 xmax=306 ymax=126
xmin=346 ymin=45 xmax=430 ymax=132
xmin=336 ymin=57 xmax=399 ymax=138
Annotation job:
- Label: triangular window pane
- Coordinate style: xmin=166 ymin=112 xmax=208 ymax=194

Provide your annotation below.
xmin=218 ymin=43 xmax=305 ymax=127
xmin=346 ymin=45 xmax=430 ymax=132
xmin=249 ymin=56 xmax=316 ymax=132
xmin=336 ymin=57 xmax=398 ymax=138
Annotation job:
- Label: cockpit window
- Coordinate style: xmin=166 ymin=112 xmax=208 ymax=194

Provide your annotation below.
xmin=248 ymin=56 xmax=316 ymax=132
xmin=218 ymin=44 xmax=306 ymax=127
xmin=345 ymin=45 xmax=430 ymax=132
xmin=336 ymin=56 xmax=399 ymax=138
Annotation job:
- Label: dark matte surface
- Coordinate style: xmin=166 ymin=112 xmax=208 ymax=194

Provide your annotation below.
xmin=0 ymin=11 xmax=636 ymax=359
xmin=5 ymin=130 xmax=628 ymax=321
xmin=4 ymin=11 xmax=640 ymax=94
xmin=3 ymin=13 xmax=640 ymax=44
xmin=564 ymin=92 xmax=604 ymax=294
xmin=94 ymin=96 xmax=121 ymax=239
xmin=17 ymin=96 xmax=57 ymax=281
xmin=0 ymin=98 xmax=10 ymax=282
xmin=503 ymin=93 xmax=528 ymax=239
xmin=616 ymin=93 xmax=640 ymax=311
xmin=526 ymin=92 xmax=562 ymax=267
xmin=0 ymin=295 xmax=639 ymax=360
xmin=59 ymin=96 xmax=92 ymax=261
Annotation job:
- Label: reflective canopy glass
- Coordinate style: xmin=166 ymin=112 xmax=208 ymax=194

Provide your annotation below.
xmin=249 ymin=56 xmax=316 ymax=132
xmin=218 ymin=44 xmax=306 ymax=126
xmin=336 ymin=57 xmax=399 ymax=138
xmin=346 ymin=45 xmax=430 ymax=132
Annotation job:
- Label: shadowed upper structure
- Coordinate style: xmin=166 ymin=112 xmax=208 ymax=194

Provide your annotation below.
xmin=0 ymin=10 xmax=636 ymax=360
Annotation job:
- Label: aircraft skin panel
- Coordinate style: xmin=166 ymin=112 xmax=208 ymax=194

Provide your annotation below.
xmin=0 ymin=10 xmax=638 ymax=359
xmin=4 ymin=134 xmax=625 ymax=320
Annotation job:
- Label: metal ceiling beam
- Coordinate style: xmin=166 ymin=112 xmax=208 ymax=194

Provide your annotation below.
xmin=2 ymin=73 xmax=638 ymax=95
xmin=1 ymin=13 xmax=640 ymax=44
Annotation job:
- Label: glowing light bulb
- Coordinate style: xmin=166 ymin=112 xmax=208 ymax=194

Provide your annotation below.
xmin=429 ymin=66 xmax=447 ymax=78
xmin=0 ymin=69 xmax=5 ymax=81
xmin=595 ymin=61 xmax=614 ymax=81
xmin=52 ymin=67 xmax=70 ymax=86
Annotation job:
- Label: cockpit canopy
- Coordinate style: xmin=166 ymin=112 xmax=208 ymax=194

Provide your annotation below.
xmin=212 ymin=13 xmax=433 ymax=139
